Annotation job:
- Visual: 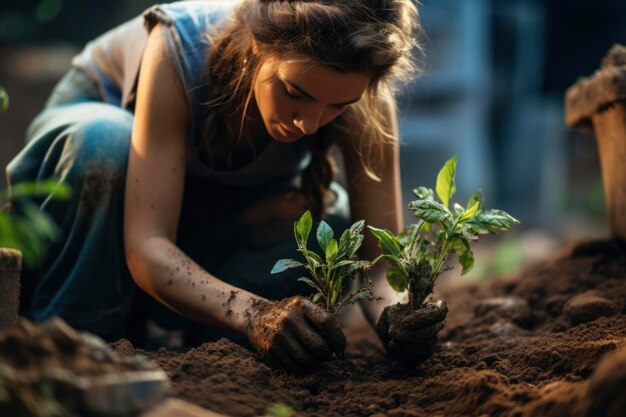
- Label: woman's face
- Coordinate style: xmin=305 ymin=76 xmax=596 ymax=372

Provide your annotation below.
xmin=252 ymin=56 xmax=371 ymax=142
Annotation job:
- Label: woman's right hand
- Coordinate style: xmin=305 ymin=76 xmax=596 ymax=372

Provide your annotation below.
xmin=247 ymin=296 xmax=346 ymax=372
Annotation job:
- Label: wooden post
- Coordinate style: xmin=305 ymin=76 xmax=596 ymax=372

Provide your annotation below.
xmin=566 ymin=44 xmax=626 ymax=241
xmin=0 ymin=248 xmax=22 ymax=331
xmin=592 ymin=104 xmax=626 ymax=240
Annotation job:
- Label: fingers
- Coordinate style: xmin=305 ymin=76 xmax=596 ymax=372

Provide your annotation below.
xmin=279 ymin=331 xmax=319 ymax=371
xmin=267 ymin=342 xmax=303 ymax=372
xmin=287 ymin=314 xmax=332 ymax=360
xmin=300 ymin=300 xmax=346 ymax=358
xmin=400 ymin=301 xmax=448 ymax=329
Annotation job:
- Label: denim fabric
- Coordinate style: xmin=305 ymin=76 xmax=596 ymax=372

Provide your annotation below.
xmin=6 ymin=68 xmax=351 ymax=341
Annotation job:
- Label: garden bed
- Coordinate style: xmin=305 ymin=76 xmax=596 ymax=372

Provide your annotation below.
xmin=111 ymin=238 xmax=626 ymax=417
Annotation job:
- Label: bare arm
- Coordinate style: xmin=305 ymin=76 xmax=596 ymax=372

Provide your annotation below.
xmin=337 ymin=91 xmax=407 ymax=327
xmin=124 ymin=24 xmax=260 ymax=336
xmin=124 ymin=26 xmax=345 ymax=372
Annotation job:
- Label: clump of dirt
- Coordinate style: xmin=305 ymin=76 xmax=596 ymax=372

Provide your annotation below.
xmin=109 ymin=238 xmax=626 ymax=417
xmin=0 ymin=317 xmax=166 ymax=417
xmin=375 ymin=300 xmax=447 ymax=367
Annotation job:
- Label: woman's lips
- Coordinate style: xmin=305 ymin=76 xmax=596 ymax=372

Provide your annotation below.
xmin=277 ymin=124 xmax=303 ymax=141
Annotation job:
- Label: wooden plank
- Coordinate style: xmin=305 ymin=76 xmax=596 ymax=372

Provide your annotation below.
xmin=592 ymin=103 xmax=626 ymax=240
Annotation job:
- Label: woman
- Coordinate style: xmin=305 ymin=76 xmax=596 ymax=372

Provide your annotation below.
xmin=7 ymin=0 xmax=447 ymax=371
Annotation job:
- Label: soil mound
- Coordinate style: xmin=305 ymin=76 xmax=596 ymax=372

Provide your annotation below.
xmin=111 ymin=238 xmax=626 ymax=417
xmin=0 ymin=317 xmax=168 ymax=417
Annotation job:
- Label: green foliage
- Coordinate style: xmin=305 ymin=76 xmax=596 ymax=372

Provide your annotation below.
xmin=266 ymin=403 xmax=295 ymax=417
xmin=272 ymin=211 xmax=373 ymax=313
xmin=0 ymin=87 xmax=8 ymax=111
xmin=368 ymin=155 xmax=519 ymax=309
xmin=0 ymin=180 xmax=71 ymax=267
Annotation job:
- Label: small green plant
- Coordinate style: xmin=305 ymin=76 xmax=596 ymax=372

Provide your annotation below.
xmin=0 ymin=180 xmax=71 ymax=267
xmin=271 ymin=210 xmax=373 ymax=313
xmin=0 ymin=87 xmax=8 ymax=111
xmin=265 ymin=403 xmax=295 ymax=417
xmin=368 ymin=155 xmax=519 ymax=309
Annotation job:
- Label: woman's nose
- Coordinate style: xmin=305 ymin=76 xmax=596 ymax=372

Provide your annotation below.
xmin=294 ymin=106 xmax=323 ymax=135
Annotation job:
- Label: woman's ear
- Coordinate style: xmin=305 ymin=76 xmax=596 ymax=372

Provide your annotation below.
xmin=252 ymin=38 xmax=260 ymax=55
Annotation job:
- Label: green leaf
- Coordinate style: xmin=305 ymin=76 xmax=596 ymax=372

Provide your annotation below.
xmin=455 ymin=224 xmax=478 ymax=241
xmin=459 ymin=249 xmax=474 ymax=274
xmin=408 ymin=200 xmax=453 ymax=229
xmin=0 ymin=87 xmax=8 ymax=111
xmin=453 ymin=203 xmax=465 ymax=217
xmin=333 ymin=260 xmax=354 ymax=269
xmin=451 ymin=238 xmax=475 ymax=275
xmin=343 ymin=260 xmax=372 ymax=275
xmin=338 ymin=220 xmax=365 ymax=259
xmin=386 ymin=266 xmax=408 ymax=292
xmin=367 ymin=226 xmax=402 ymax=257
xmin=271 ymin=259 xmax=304 ymax=274
xmin=325 ymin=239 xmax=338 ymax=263
xmin=267 ymin=403 xmax=295 ymax=417
xmin=459 ymin=201 xmax=480 ymax=222
xmin=466 ymin=189 xmax=484 ymax=211
xmin=412 ymin=186 xmax=434 ymax=201
xmin=349 ymin=219 xmax=365 ymax=235
xmin=295 ymin=211 xmax=313 ymax=247
xmin=316 ymin=220 xmax=333 ymax=252
xmin=398 ymin=225 xmax=416 ymax=246
xmin=9 ymin=180 xmax=71 ymax=201
xmin=312 ymin=293 xmax=323 ymax=304
xmin=299 ymin=249 xmax=322 ymax=265
xmin=435 ymin=155 xmax=458 ymax=207
xmin=464 ymin=209 xmax=520 ymax=234
xmin=298 ymin=277 xmax=323 ymax=292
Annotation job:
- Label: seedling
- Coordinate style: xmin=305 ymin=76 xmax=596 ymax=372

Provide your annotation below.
xmin=271 ymin=211 xmax=373 ymax=313
xmin=368 ymin=155 xmax=519 ymax=309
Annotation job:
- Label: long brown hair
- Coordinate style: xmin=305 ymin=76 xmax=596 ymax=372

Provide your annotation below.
xmin=203 ymin=0 xmax=423 ymax=219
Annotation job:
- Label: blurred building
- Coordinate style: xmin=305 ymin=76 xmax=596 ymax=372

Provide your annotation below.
xmin=399 ymin=0 xmax=626 ymax=232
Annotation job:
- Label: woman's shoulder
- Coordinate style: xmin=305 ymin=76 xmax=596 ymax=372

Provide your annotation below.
xmin=144 ymin=1 xmax=236 ymax=102
xmin=145 ymin=0 xmax=236 ymax=41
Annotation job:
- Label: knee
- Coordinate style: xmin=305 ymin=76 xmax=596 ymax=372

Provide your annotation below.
xmin=68 ymin=112 xmax=133 ymax=172
xmin=59 ymin=112 xmax=133 ymax=208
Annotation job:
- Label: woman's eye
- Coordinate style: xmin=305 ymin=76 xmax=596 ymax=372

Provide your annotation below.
xmin=281 ymin=84 xmax=303 ymax=100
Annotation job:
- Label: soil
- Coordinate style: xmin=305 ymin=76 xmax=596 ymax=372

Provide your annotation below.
xmin=0 ymin=317 xmax=165 ymax=417
xmin=107 ymin=238 xmax=626 ymax=417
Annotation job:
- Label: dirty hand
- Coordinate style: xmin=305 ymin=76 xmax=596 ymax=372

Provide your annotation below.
xmin=247 ymin=296 xmax=346 ymax=372
xmin=376 ymin=300 xmax=448 ymax=367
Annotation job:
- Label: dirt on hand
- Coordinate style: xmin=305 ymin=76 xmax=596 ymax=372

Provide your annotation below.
xmin=247 ymin=296 xmax=346 ymax=373
xmin=375 ymin=299 xmax=448 ymax=367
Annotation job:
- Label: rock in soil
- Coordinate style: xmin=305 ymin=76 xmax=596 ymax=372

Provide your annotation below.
xmin=0 ymin=317 xmax=169 ymax=417
xmin=107 ymin=238 xmax=626 ymax=417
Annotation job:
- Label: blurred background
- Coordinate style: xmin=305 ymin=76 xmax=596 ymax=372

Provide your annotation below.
xmin=1 ymin=0 xmax=625 ymax=279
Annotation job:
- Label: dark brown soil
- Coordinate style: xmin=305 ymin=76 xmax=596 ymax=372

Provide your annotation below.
xmin=110 ymin=238 xmax=626 ymax=417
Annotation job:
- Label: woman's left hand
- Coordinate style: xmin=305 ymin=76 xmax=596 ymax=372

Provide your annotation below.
xmin=375 ymin=300 xmax=447 ymax=367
